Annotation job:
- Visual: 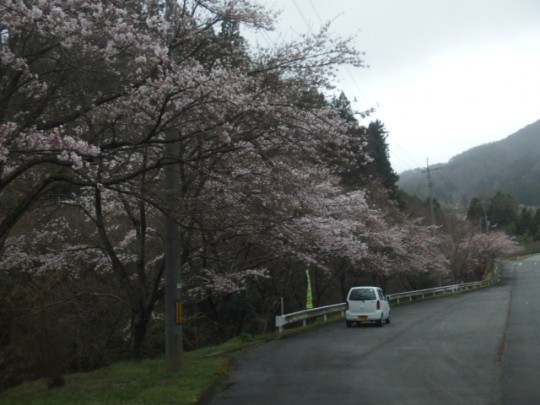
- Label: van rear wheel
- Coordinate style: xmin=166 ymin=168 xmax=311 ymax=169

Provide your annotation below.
xmin=346 ymin=320 xmax=353 ymax=328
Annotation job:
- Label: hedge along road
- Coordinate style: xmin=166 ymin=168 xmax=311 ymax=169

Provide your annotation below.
xmin=207 ymin=257 xmax=540 ymax=405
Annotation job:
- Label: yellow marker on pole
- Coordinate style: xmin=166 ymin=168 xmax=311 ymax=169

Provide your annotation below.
xmin=175 ymin=301 xmax=183 ymax=324
xmin=306 ymin=269 xmax=313 ymax=309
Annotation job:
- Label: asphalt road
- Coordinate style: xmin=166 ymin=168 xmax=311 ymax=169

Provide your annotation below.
xmin=500 ymin=256 xmax=540 ymax=404
xmin=209 ymin=257 xmax=540 ymax=405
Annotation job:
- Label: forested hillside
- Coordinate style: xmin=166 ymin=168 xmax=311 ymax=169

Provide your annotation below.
xmin=398 ymin=119 xmax=540 ymax=206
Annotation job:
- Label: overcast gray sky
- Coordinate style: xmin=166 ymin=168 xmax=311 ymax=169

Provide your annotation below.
xmin=250 ymin=0 xmax=540 ymax=173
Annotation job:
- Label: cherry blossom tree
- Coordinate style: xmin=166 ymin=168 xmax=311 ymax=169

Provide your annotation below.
xmin=464 ymin=231 xmax=519 ymax=280
xmin=441 ymin=216 xmax=519 ymax=283
xmin=1 ymin=0 xmax=374 ymax=365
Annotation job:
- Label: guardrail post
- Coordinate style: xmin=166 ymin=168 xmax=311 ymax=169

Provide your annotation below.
xmin=275 ymin=315 xmax=286 ymax=334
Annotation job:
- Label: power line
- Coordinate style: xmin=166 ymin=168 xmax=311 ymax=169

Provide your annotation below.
xmin=308 ymin=0 xmax=322 ymax=23
xmin=292 ymin=0 xmax=312 ymax=32
xmin=435 ymin=167 xmax=460 ymax=196
xmin=302 ymin=0 xmax=430 ymax=175
xmin=390 ymin=139 xmax=425 ymax=171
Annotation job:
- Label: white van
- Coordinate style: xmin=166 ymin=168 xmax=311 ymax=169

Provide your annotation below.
xmin=345 ymin=286 xmax=391 ymax=327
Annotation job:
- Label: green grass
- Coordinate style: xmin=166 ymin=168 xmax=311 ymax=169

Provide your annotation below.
xmin=0 ymin=356 xmax=219 ymax=405
xmin=0 ymin=316 xmax=349 ymax=404
xmin=0 ymin=332 xmax=280 ymax=405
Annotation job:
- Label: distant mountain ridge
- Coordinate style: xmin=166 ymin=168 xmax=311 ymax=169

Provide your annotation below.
xmin=397 ymin=119 xmax=540 ymax=207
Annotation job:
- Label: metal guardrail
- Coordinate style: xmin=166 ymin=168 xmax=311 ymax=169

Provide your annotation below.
xmin=386 ymin=278 xmax=499 ymax=304
xmin=275 ymin=303 xmax=346 ymax=334
xmin=275 ymin=278 xmax=500 ymax=333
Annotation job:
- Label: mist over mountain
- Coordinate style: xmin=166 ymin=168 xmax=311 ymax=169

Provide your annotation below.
xmin=397 ymin=119 xmax=540 ymax=207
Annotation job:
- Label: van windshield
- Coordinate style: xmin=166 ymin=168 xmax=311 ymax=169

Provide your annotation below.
xmin=349 ymin=289 xmax=376 ymax=301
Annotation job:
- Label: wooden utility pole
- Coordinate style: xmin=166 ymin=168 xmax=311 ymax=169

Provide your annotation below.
xmin=164 ymin=129 xmax=183 ymax=371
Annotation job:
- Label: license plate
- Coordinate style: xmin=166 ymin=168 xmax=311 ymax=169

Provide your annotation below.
xmin=358 ymin=316 xmax=368 ymax=321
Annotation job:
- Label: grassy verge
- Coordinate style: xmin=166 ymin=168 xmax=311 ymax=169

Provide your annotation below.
xmin=0 ymin=332 xmax=280 ymax=405
xmin=0 ymin=319 xmax=342 ymax=405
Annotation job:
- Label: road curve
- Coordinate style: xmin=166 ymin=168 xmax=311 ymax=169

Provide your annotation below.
xmin=209 ymin=257 xmax=540 ymax=405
